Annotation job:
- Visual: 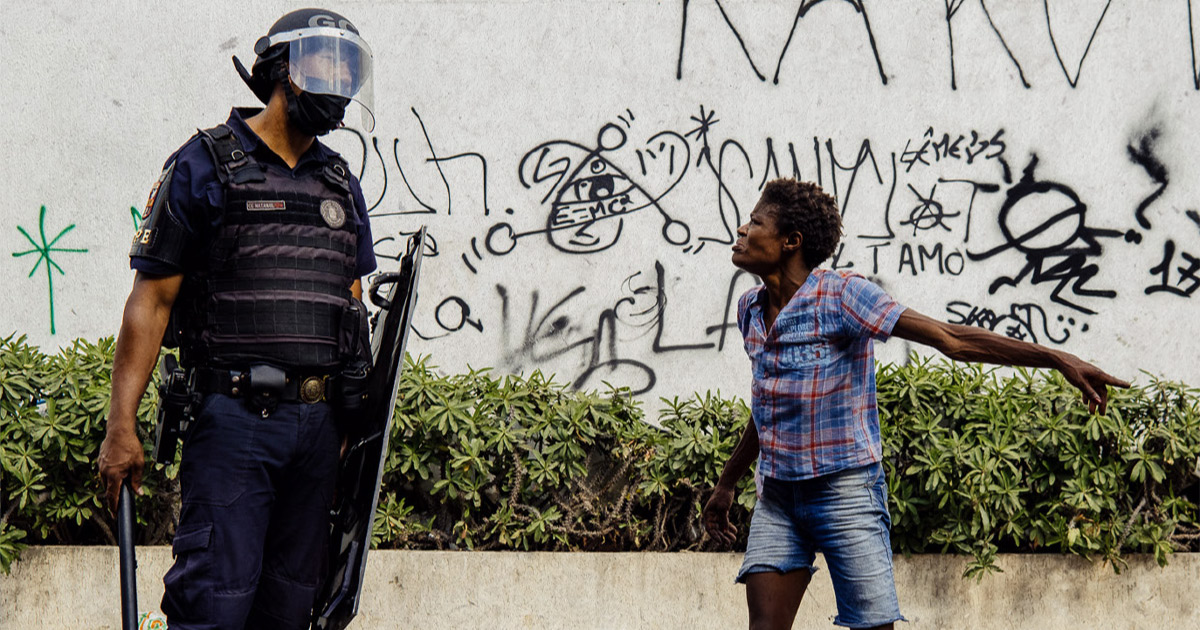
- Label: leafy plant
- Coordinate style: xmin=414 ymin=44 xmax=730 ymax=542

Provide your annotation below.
xmin=879 ymin=356 xmax=1200 ymax=578
xmin=0 ymin=334 xmax=176 ymax=573
xmin=2 ymin=337 xmax=1197 ymax=581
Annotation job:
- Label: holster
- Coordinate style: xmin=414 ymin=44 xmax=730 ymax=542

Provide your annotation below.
xmin=333 ymin=297 xmax=373 ymax=417
xmin=152 ymin=354 xmax=200 ymax=465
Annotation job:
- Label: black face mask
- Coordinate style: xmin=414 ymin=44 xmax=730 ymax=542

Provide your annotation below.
xmin=284 ymin=88 xmax=350 ymax=137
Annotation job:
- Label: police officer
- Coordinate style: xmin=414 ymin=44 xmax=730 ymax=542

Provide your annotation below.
xmin=98 ymin=9 xmax=377 ymax=628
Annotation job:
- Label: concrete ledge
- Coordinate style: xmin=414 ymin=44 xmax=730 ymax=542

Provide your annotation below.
xmin=2 ymin=548 xmax=1196 ymax=628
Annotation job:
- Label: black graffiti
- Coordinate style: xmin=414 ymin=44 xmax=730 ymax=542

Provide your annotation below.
xmin=821 ymin=139 xmax=884 ymax=220
xmin=676 ymin=0 xmax=887 ymax=86
xmin=515 ymin=121 xmax=692 ymax=255
xmin=410 ymin=295 xmax=484 ymax=341
xmin=1191 ymin=0 xmax=1200 ymax=89
xmin=332 ymin=109 xmax=493 ymax=218
xmin=462 ymin=116 xmax=691 ymax=270
xmin=390 ymin=108 xmax=451 ymax=215
xmin=759 ymin=138 xmax=805 ymax=189
xmin=1045 ymin=0 xmax=1112 ymax=88
xmin=776 ymin=1 xmax=886 ymax=85
xmin=496 ymin=284 xmax=593 ymax=366
xmin=900 ymin=128 xmax=1007 ymax=173
xmin=896 ymin=242 xmax=965 ymax=276
xmin=829 ymin=243 xmax=854 ymax=271
xmin=677 ymin=0 xmax=766 ymax=82
xmin=1146 ymin=239 xmax=1200 ymax=297
xmin=1126 ymin=127 xmax=1168 ymax=232
xmin=945 ymin=300 xmax=1079 ymax=344
xmin=436 ymin=296 xmax=484 ymax=333
xmin=670 ymin=0 xmax=1173 ymax=90
xmin=937 ymin=178 xmax=1002 ymax=244
xmin=685 ymin=105 xmax=751 ymax=250
xmin=967 ymin=155 xmax=1122 ymax=314
xmin=373 ymin=230 xmax=439 ymax=262
xmin=817 ymin=138 xmax=898 ymax=242
xmin=329 ymin=127 xmax=387 ymax=212
xmin=863 ymin=241 xmax=890 ymax=275
xmin=702 ymin=269 xmax=754 ymax=352
xmin=900 ymin=183 xmax=960 ymax=236
xmin=492 ymin=262 xmax=734 ymax=395
xmin=943 ymin=0 xmax=1030 ymax=90
xmin=648 ymin=262 xmax=715 ymax=354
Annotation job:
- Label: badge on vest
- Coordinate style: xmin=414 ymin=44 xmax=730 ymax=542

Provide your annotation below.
xmin=320 ymin=199 xmax=347 ymax=229
xmin=247 ymin=201 xmax=287 ymax=211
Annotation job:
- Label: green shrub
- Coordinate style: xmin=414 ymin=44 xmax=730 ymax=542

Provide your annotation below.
xmin=374 ymin=357 xmax=753 ymax=552
xmin=0 ymin=334 xmax=175 ymax=573
xmin=879 ymin=356 xmax=1200 ymax=577
xmin=1 ymin=336 xmax=1198 ymax=580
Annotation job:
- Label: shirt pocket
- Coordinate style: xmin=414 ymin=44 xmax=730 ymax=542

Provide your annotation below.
xmin=774 ymin=318 xmax=830 ymax=370
xmin=779 ymin=339 xmax=828 ymax=369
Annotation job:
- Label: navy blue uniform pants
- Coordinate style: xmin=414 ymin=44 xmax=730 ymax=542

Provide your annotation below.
xmin=162 ymin=394 xmax=339 ymax=630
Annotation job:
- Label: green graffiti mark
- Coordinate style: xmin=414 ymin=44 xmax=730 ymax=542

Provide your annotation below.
xmin=12 ymin=205 xmax=88 ymax=334
xmin=131 ymin=206 xmax=141 ymax=230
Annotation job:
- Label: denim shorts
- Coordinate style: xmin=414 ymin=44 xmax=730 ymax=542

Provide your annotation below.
xmin=736 ymin=462 xmax=906 ymax=629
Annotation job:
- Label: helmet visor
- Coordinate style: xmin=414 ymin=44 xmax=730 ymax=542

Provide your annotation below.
xmin=276 ymin=27 xmax=375 ymax=131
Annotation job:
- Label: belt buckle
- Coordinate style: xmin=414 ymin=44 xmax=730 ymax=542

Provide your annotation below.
xmin=299 ymin=376 xmax=325 ymax=404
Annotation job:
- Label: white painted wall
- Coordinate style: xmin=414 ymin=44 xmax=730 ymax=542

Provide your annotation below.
xmin=3 ymin=1 xmax=1198 ymax=407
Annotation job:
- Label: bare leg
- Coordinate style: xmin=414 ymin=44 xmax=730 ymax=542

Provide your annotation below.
xmin=745 ymin=569 xmax=811 ymax=630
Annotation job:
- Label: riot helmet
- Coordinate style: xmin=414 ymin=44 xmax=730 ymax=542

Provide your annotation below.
xmin=234 ymin=8 xmax=375 ymax=134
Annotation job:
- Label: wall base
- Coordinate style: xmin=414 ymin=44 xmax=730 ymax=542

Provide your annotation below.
xmin=2 ymin=548 xmax=1195 ymax=628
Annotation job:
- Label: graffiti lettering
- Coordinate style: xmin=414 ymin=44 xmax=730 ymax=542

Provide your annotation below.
xmin=897 ymin=243 xmax=964 ymax=276
xmin=1146 ymin=240 xmax=1200 ymax=297
xmin=943 ymin=0 xmax=1030 ymax=90
xmin=901 ymin=127 xmax=1006 ymax=172
xmin=676 ymin=0 xmax=887 ymax=86
xmin=945 ymin=300 xmax=1078 ymax=344
xmin=1044 ymin=0 xmax=1112 ymax=88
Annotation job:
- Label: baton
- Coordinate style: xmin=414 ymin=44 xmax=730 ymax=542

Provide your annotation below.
xmin=117 ymin=478 xmax=138 ymax=630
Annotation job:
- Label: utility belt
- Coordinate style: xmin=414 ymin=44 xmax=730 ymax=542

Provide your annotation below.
xmin=195 ymin=366 xmax=334 ymax=406
xmin=194 ymin=362 xmax=369 ymax=418
xmin=153 ymin=357 xmax=370 ymax=464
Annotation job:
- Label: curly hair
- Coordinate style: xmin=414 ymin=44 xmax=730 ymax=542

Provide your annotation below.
xmin=759 ymin=178 xmax=843 ymax=268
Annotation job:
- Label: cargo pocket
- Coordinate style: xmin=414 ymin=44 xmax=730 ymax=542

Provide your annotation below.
xmin=162 ymin=522 xmax=214 ymax=619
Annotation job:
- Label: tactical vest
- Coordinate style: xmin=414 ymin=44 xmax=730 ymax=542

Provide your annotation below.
xmin=176 ymin=124 xmax=359 ymax=370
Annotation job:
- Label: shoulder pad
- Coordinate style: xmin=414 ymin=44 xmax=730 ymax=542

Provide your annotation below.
xmin=130 ymin=161 xmax=190 ymax=267
xmin=321 ymin=155 xmax=352 ymax=195
xmin=198 ymin=124 xmax=266 ymax=185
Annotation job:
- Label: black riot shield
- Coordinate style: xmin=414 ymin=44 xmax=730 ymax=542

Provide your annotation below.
xmin=312 ymin=227 xmax=427 ymax=630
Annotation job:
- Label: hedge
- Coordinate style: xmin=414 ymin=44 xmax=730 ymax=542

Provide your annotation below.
xmin=1 ymin=333 xmax=1198 ymax=579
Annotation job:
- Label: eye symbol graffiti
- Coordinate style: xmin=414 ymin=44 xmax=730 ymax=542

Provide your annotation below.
xmin=550 ymin=158 xmax=640 ymax=249
xmin=523 ymin=121 xmax=692 ymax=254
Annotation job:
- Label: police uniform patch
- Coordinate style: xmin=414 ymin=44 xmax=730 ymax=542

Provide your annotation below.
xmin=320 ymin=199 xmax=346 ymax=228
xmin=142 ymin=166 xmax=172 ymax=220
xmin=247 ymin=200 xmax=287 ymax=211
xmin=132 ymin=228 xmax=155 ymax=247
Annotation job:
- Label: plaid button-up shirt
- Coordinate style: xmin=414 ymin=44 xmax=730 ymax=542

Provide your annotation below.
xmin=738 ymin=269 xmax=905 ymax=480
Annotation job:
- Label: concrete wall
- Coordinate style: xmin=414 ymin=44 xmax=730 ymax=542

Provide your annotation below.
xmin=3 ymin=0 xmax=1200 ymax=409
xmin=1 ymin=548 xmax=1195 ymax=629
